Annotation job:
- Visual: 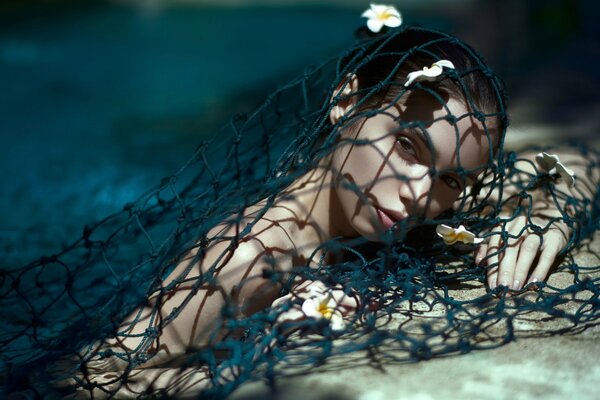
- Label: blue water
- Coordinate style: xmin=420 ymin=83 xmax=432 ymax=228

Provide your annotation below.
xmin=0 ymin=4 xmax=375 ymax=265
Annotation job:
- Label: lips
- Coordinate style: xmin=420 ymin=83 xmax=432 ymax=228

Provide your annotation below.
xmin=375 ymin=207 xmax=406 ymax=229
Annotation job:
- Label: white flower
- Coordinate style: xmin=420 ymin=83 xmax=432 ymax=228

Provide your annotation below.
xmin=361 ymin=4 xmax=402 ymax=33
xmin=436 ymin=224 xmax=483 ymax=245
xmin=404 ymin=60 xmax=455 ymax=87
xmin=301 ymin=288 xmax=345 ymax=332
xmin=535 ymin=152 xmax=575 ymax=187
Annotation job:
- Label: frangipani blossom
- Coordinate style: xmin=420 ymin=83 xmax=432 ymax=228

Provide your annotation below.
xmin=535 ymin=152 xmax=576 ymax=187
xmin=436 ymin=224 xmax=484 ymax=245
xmin=404 ymin=60 xmax=455 ymax=87
xmin=361 ymin=4 xmax=402 ymax=33
xmin=301 ymin=288 xmax=345 ymax=332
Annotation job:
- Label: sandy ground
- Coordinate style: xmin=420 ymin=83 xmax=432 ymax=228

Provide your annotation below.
xmin=230 ymin=232 xmax=600 ymax=400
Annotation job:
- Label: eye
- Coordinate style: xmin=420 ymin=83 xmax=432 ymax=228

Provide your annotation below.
xmin=441 ymin=175 xmax=463 ymax=190
xmin=396 ymin=136 xmax=417 ymax=158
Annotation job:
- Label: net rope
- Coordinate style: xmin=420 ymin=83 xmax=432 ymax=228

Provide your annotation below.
xmin=1 ymin=25 xmax=599 ymax=399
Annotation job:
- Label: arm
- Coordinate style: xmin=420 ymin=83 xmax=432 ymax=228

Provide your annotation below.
xmin=475 ymin=145 xmax=599 ymax=291
xmin=74 ymin=217 xmax=292 ymax=396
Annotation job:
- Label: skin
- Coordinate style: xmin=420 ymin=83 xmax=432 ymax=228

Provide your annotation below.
xmin=326 ymin=86 xmax=493 ymax=241
xmin=477 ymin=149 xmax=596 ymax=291
xmin=68 ymin=74 xmax=590 ymax=397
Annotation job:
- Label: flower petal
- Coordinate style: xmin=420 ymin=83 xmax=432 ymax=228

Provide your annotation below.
xmin=456 ymin=225 xmax=468 ymax=234
xmin=361 ymin=9 xmax=376 ymax=19
xmin=437 ymin=224 xmax=482 ymax=245
xmin=457 ymin=231 xmax=475 ymax=244
xmin=301 ymin=298 xmax=320 ymax=318
xmin=443 ymin=235 xmax=459 ymax=245
xmin=436 ymin=224 xmax=455 ymax=237
xmin=383 ymin=14 xmax=402 ymax=28
xmin=404 ymin=70 xmax=424 ymax=87
xmin=422 ymin=65 xmax=443 ymax=78
xmin=370 ymin=4 xmax=391 ymax=15
xmin=433 ymin=60 xmax=455 ymax=70
xmin=366 ymin=18 xmax=384 ymax=33
xmin=554 ymin=162 xmax=576 ymax=187
xmin=307 ymin=285 xmax=326 ymax=298
xmin=329 ymin=312 xmax=346 ymax=332
xmin=535 ymin=152 xmax=559 ymax=172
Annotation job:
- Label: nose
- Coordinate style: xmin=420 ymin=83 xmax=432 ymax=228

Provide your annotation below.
xmin=399 ymin=164 xmax=433 ymax=216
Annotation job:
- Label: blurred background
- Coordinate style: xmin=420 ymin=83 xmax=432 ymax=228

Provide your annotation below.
xmin=1 ymin=0 xmax=598 ymax=266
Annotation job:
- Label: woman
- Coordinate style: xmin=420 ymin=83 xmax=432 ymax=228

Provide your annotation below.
xmin=41 ymin=17 xmax=598 ymax=400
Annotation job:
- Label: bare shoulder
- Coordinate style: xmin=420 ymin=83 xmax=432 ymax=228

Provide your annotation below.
xmin=162 ymin=199 xmax=299 ymax=290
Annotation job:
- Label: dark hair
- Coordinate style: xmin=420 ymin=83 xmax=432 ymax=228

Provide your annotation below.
xmin=335 ymin=26 xmax=508 ymax=140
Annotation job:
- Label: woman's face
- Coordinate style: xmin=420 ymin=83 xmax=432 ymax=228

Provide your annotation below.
xmin=330 ymin=92 xmax=496 ymax=241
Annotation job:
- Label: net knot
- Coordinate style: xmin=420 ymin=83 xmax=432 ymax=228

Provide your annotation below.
xmin=200 ymin=236 xmax=210 ymax=248
xmin=363 ymin=54 xmax=374 ymax=64
xmin=304 ymin=65 xmax=317 ymax=78
xmin=101 ymin=348 xmax=114 ymax=357
xmin=145 ymin=327 xmax=159 ymax=338
xmin=445 ymin=114 xmax=458 ymax=125
xmin=473 ymin=110 xmax=486 ymax=123
xmin=530 ymin=224 xmax=543 ymax=234
xmin=194 ymin=140 xmax=209 ymax=157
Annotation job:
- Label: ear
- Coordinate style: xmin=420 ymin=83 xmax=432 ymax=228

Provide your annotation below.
xmin=329 ymin=73 xmax=359 ymax=125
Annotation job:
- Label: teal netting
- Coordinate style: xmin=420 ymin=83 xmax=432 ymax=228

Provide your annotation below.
xmin=1 ymin=25 xmax=599 ymax=399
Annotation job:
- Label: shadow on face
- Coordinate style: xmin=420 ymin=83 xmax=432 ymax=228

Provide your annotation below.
xmin=328 ymin=89 xmax=497 ymax=241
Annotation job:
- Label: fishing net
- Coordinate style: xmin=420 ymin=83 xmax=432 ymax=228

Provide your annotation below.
xmin=1 ymin=24 xmax=599 ymax=399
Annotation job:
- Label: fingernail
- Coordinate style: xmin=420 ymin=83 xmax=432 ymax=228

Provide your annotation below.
xmin=499 ymin=280 xmax=509 ymax=288
xmin=512 ymin=279 xmax=520 ymax=290
xmin=526 ymin=278 xmax=539 ymax=291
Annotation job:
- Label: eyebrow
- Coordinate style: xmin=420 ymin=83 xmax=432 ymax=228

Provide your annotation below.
xmin=401 ymin=125 xmax=482 ymax=185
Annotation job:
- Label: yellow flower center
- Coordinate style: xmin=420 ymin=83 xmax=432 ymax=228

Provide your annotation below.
xmin=379 ymin=10 xmax=393 ymax=19
xmin=318 ymin=302 xmax=334 ymax=319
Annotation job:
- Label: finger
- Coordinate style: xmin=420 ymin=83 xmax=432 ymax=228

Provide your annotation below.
xmin=271 ymin=293 xmax=304 ymax=326
xmin=332 ymin=291 xmax=359 ymax=315
xmin=512 ymin=234 xmax=541 ymax=290
xmin=485 ymin=233 xmax=502 ymax=288
xmin=475 ymin=243 xmax=487 ymax=265
xmin=487 ymin=269 xmax=498 ymax=290
xmin=497 ymin=230 xmax=520 ymax=289
xmin=275 ymin=308 xmax=304 ymax=325
xmin=526 ymin=234 xmax=562 ymax=286
xmin=271 ymin=293 xmax=293 ymax=308
xmin=331 ymin=286 xmax=358 ymax=305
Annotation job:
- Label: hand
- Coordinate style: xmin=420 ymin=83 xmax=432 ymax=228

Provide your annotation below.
xmin=475 ymin=215 xmax=569 ymax=291
xmin=270 ymin=279 xmax=359 ymax=333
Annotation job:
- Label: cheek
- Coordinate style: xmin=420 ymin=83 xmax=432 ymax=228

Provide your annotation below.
xmin=336 ymin=141 xmax=392 ymax=189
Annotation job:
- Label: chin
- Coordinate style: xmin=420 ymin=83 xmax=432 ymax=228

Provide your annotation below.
xmin=350 ymin=216 xmax=386 ymax=243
